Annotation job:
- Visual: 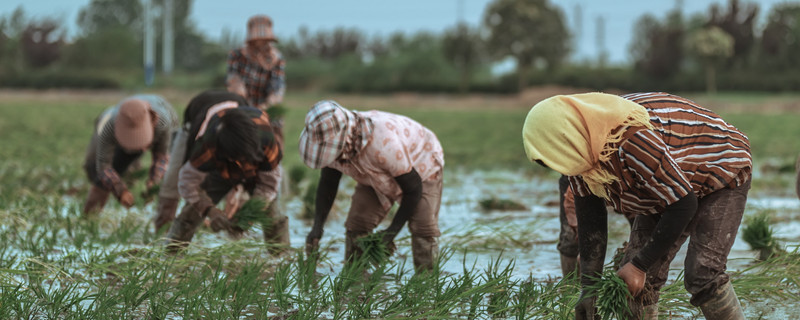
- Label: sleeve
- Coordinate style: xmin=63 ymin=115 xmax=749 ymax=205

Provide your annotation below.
xmin=226 ymin=50 xmax=247 ymax=97
xmin=95 ymin=121 xmax=127 ymax=198
xmin=267 ymin=50 xmax=286 ymax=106
xmin=619 ymin=130 xmax=693 ymax=207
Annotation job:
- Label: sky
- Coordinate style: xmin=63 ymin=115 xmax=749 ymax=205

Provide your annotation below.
xmin=0 ymin=0 xmax=794 ymax=64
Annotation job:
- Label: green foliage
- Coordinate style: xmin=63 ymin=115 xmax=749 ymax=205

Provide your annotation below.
xmin=355 ymin=232 xmax=394 ymax=266
xmin=742 ymin=211 xmax=783 ymax=260
xmin=233 ymin=198 xmax=271 ymax=231
xmin=301 ymin=180 xmax=317 ymax=220
xmin=478 ymin=197 xmax=527 ymax=211
xmin=585 ymin=268 xmax=633 ymax=320
xmin=686 ymin=26 xmax=735 ymax=61
xmin=483 ymin=0 xmax=571 ymax=89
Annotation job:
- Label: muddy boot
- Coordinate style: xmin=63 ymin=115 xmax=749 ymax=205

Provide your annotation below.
xmin=412 ymin=236 xmax=439 ymax=272
xmin=699 ymin=282 xmax=745 ymax=320
xmin=83 ymin=185 xmax=110 ymax=216
xmin=165 ymin=205 xmax=204 ymax=254
xmin=345 ymin=231 xmax=370 ymax=264
xmin=263 ymin=215 xmax=290 ymax=255
xmin=642 ymin=304 xmax=659 ymax=320
xmin=153 ymin=197 xmax=180 ymax=233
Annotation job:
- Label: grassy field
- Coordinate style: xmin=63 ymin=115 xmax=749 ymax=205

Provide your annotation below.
xmin=1 ymin=89 xmax=800 ymax=318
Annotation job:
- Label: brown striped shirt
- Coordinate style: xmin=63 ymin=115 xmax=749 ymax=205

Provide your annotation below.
xmin=569 ymin=92 xmax=752 ymax=215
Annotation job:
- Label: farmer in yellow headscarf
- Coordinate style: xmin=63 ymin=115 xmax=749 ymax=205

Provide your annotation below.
xmin=523 ymin=92 xmax=751 ymax=320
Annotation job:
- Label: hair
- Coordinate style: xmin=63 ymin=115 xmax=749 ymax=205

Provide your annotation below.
xmin=215 ymin=109 xmax=263 ymax=164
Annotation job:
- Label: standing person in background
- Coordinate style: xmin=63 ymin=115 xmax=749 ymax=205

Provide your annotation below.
xmin=153 ymin=90 xmax=248 ymax=232
xmin=83 ymin=94 xmax=178 ymax=215
xmin=301 ymin=100 xmax=445 ymax=272
xmin=226 ymin=14 xmax=286 ymax=113
xmin=523 ymin=92 xmax=751 ymax=320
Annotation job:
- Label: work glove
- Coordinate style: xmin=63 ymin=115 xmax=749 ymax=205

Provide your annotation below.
xmin=374 ymin=229 xmax=398 ymax=256
xmin=575 ymin=291 xmax=599 ymax=320
xmin=305 ymin=230 xmax=322 ymax=256
xmin=153 ymin=197 xmax=179 ymax=232
xmin=119 ymin=190 xmax=135 ymax=208
xmin=617 ymin=262 xmax=646 ymax=296
xmin=206 ymin=207 xmax=233 ymax=233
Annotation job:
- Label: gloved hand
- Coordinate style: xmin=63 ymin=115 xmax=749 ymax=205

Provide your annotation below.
xmin=575 ymin=291 xmax=599 ymax=320
xmin=306 ymin=230 xmax=322 ymax=256
xmin=206 ymin=207 xmax=232 ymax=233
xmin=153 ymin=197 xmax=179 ymax=232
xmin=119 ymin=190 xmax=135 ymax=208
xmin=617 ymin=262 xmax=646 ymax=296
xmin=374 ymin=229 xmax=398 ymax=256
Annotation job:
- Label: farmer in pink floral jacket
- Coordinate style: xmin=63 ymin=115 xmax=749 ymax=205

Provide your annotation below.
xmin=300 ymin=100 xmax=444 ymax=271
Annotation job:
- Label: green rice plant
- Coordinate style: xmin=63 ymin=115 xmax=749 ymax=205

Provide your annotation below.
xmin=584 ymin=267 xmax=633 ymax=320
xmin=484 ymin=254 xmax=517 ymax=318
xmin=232 ymin=198 xmax=272 ymax=231
xmin=478 ymin=196 xmax=527 ymax=211
xmin=288 ymin=164 xmax=308 ymax=195
xmin=355 ymin=232 xmax=395 ymax=267
xmin=266 ymin=104 xmax=287 ymax=120
xmin=742 ymin=211 xmax=784 ymax=260
xmin=301 ymin=180 xmax=317 ymax=220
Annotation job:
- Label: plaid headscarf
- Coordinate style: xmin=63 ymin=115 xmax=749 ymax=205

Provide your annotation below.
xmin=299 ymin=100 xmax=374 ymax=169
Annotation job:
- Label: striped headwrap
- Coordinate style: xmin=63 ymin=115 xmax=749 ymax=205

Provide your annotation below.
xmin=299 ymin=100 xmax=374 ymax=169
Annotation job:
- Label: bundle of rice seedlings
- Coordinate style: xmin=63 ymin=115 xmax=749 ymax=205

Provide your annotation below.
xmin=266 ymin=104 xmax=287 ymax=120
xmin=478 ymin=197 xmax=527 ymax=211
xmin=355 ymin=232 xmax=396 ymax=266
xmin=301 ymin=181 xmax=317 ymax=220
xmin=232 ymin=198 xmax=272 ymax=231
xmin=742 ymin=211 xmax=783 ymax=260
xmin=140 ymin=184 xmax=160 ymax=201
xmin=585 ymin=267 xmax=633 ymax=320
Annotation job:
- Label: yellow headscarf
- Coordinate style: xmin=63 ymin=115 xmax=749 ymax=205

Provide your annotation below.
xmin=522 ymin=92 xmax=653 ymax=200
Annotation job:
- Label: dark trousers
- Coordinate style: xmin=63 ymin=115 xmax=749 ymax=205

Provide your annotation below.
xmin=621 ymin=179 xmax=751 ymax=309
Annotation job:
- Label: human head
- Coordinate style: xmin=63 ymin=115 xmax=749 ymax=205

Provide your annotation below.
xmin=522 ymin=92 xmax=653 ymax=199
xmin=298 ymin=100 xmax=359 ymax=169
xmin=115 ymin=98 xmax=154 ymax=152
xmin=216 ymin=109 xmax=263 ymax=165
xmin=246 ymin=15 xmax=277 ymax=46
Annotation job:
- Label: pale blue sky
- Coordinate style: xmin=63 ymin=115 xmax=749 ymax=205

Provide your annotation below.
xmin=0 ymin=0 xmax=793 ymax=64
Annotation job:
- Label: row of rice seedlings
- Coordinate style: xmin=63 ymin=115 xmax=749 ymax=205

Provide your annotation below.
xmin=478 ymin=196 xmax=528 ymax=211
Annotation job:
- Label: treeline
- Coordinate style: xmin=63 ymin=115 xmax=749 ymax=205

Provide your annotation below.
xmin=1 ymin=0 xmax=799 ymax=93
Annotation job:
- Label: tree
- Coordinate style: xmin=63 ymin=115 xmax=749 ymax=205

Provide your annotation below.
xmin=760 ymin=3 xmax=800 ymax=71
xmin=707 ymin=0 xmax=759 ymax=67
xmin=629 ymin=10 xmax=685 ymax=79
xmin=483 ymin=0 xmax=571 ymax=90
xmin=20 ymin=19 xmax=65 ymax=68
xmin=77 ymin=0 xmax=143 ymax=36
xmin=686 ymin=26 xmax=734 ymax=94
xmin=442 ymin=23 xmax=484 ymax=93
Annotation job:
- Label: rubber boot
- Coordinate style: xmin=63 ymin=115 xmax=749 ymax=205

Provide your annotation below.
xmin=165 ymin=204 xmax=204 ymax=254
xmin=560 ymin=254 xmax=579 ymax=279
xmin=83 ymin=185 xmax=110 ymax=216
xmin=643 ymin=304 xmax=659 ymax=320
xmin=412 ymin=236 xmax=439 ymax=272
xmin=153 ymin=197 xmax=180 ymax=233
xmin=344 ymin=231 xmax=369 ymax=264
xmin=263 ymin=215 xmax=290 ymax=255
xmin=699 ymin=282 xmax=745 ymax=320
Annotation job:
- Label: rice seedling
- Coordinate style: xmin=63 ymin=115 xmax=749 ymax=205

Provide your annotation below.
xmin=584 ymin=267 xmax=633 ymax=320
xmin=301 ymin=180 xmax=318 ymax=220
xmin=355 ymin=232 xmax=396 ymax=267
xmin=231 ymin=198 xmax=272 ymax=231
xmin=478 ymin=196 xmax=527 ymax=211
xmin=742 ymin=211 xmax=783 ymax=260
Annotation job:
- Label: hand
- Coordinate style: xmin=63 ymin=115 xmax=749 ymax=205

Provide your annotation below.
xmin=306 ymin=231 xmax=321 ymax=255
xmin=375 ymin=230 xmax=398 ymax=256
xmin=119 ymin=190 xmax=135 ymax=208
xmin=575 ymin=291 xmax=599 ymax=320
xmin=153 ymin=197 xmax=179 ymax=232
xmin=206 ymin=207 xmax=232 ymax=233
xmin=617 ymin=262 xmax=646 ymax=296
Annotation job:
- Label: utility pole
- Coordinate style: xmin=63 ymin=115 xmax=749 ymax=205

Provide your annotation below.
xmin=596 ymin=15 xmax=608 ymax=67
xmin=143 ymin=0 xmax=155 ymax=86
xmin=162 ymin=0 xmax=174 ymax=74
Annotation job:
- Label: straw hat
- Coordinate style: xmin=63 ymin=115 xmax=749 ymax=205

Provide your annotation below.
xmin=114 ymin=98 xmax=153 ymax=151
xmin=246 ymin=15 xmax=277 ymax=42
xmin=298 ymin=101 xmax=360 ymax=169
